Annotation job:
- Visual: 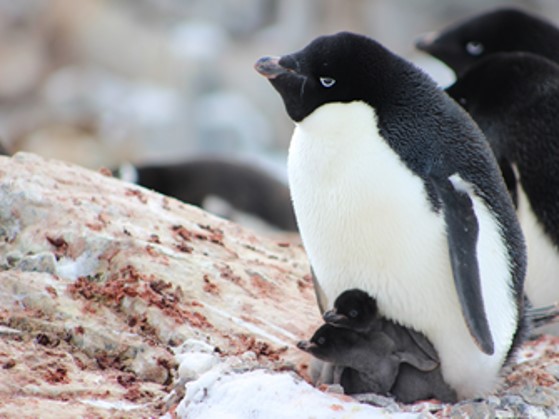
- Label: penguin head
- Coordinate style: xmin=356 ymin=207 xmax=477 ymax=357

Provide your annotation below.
xmin=255 ymin=32 xmax=398 ymax=122
xmin=297 ymin=323 xmax=357 ymax=361
xmin=416 ymin=8 xmax=547 ymax=76
xmin=323 ymin=289 xmax=379 ymax=333
xmin=446 ymin=52 xmax=558 ymax=130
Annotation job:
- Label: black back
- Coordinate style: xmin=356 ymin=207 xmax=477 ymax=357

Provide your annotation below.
xmin=134 ymin=157 xmax=297 ymax=231
xmin=447 ymin=52 xmax=559 ymax=247
xmin=417 ymin=8 xmax=559 ymax=76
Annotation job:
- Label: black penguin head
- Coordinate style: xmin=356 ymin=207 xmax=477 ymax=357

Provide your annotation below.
xmin=255 ymin=32 xmax=398 ymax=122
xmin=296 ymin=323 xmax=358 ymax=362
xmin=323 ymin=289 xmax=378 ymax=333
xmin=416 ymin=8 xmax=556 ymax=76
xmin=446 ymin=51 xmax=559 ymax=205
xmin=447 ymin=52 xmax=559 ymax=126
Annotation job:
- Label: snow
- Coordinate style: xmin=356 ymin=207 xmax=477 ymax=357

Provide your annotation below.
xmin=171 ymin=335 xmax=421 ymax=418
xmin=80 ymin=399 xmax=147 ymax=411
xmin=177 ymin=352 xmax=219 ymax=382
xmin=54 ymin=251 xmax=100 ymax=281
xmin=176 ymin=367 xmax=420 ymax=419
xmin=203 ymin=302 xmax=291 ymax=346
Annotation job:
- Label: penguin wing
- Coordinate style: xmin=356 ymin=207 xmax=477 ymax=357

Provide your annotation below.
xmin=396 ymin=350 xmax=438 ymax=372
xmin=406 ymin=329 xmax=440 ymax=363
xmin=430 ymin=174 xmax=495 ymax=355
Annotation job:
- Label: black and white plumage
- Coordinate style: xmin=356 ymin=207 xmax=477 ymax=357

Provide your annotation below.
xmin=416 ymin=7 xmax=559 ymax=77
xmin=446 ymin=52 xmax=559 ymax=331
xmin=299 ymin=289 xmax=456 ymax=402
xmin=255 ymin=32 xmax=526 ymax=398
xmin=119 ymin=157 xmax=297 ymax=231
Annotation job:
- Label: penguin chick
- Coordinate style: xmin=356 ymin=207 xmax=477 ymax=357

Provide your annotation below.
xmin=416 ymin=7 xmax=559 ymax=77
xmin=256 ymin=31 xmax=526 ymax=399
xmin=323 ymin=288 xmax=380 ymax=333
xmin=324 ymin=288 xmax=440 ymax=363
xmin=446 ymin=52 xmax=559 ymax=333
xmin=297 ymin=324 xmax=457 ymax=403
xmin=297 ymin=324 xmax=403 ymax=396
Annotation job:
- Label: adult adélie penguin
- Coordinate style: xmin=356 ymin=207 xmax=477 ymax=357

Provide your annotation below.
xmin=255 ymin=32 xmax=527 ymax=399
xmin=446 ymin=52 xmax=559 ymax=333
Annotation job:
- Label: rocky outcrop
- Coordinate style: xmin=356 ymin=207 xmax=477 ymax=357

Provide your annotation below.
xmin=1 ymin=152 xmax=559 ymax=418
xmin=0 ymin=152 xmax=317 ymax=417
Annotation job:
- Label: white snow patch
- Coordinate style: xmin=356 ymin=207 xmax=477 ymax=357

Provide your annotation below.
xmin=203 ymin=302 xmax=291 ymax=346
xmin=173 ymin=338 xmax=216 ymax=355
xmin=177 ymin=351 xmax=219 ymax=382
xmin=54 ymin=251 xmax=100 ymax=280
xmin=177 ymin=368 xmax=418 ymax=419
xmin=255 ymin=316 xmax=299 ymax=341
xmin=80 ymin=399 xmax=147 ymax=411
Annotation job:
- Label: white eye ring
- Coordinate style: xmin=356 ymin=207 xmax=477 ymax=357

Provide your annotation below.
xmin=466 ymin=41 xmax=484 ymax=56
xmin=319 ymin=77 xmax=336 ymax=88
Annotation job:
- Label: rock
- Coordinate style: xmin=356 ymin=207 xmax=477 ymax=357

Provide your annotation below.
xmin=0 ymin=152 xmax=316 ymax=417
xmin=517 ymin=385 xmax=559 ymax=408
xmin=449 ymin=400 xmax=496 ymax=418
xmin=177 ymin=351 xmax=219 ymax=382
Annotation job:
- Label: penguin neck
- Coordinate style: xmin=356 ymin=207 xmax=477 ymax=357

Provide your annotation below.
xmin=290 ymin=101 xmax=393 ymax=187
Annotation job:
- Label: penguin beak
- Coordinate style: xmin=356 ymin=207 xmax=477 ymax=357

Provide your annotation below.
xmin=323 ymin=309 xmax=348 ymax=326
xmin=296 ymin=339 xmax=316 ymax=352
xmin=254 ymin=57 xmax=288 ymax=80
xmin=415 ymin=31 xmax=439 ymax=53
xmin=255 ymin=56 xmax=293 ymax=79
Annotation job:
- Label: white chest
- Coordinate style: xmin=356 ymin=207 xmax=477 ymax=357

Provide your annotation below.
xmin=517 ymin=183 xmax=559 ymax=329
xmin=287 ymin=101 xmax=517 ymax=398
xmin=288 ymin=102 xmax=451 ymax=316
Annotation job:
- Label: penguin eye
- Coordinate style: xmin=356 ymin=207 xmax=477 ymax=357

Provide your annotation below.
xmin=317 ymin=336 xmax=326 ymax=345
xmin=349 ymin=309 xmax=359 ymax=318
xmin=465 ymin=41 xmax=484 ymax=56
xmin=319 ymin=77 xmax=336 ymax=88
xmin=458 ymin=97 xmax=468 ymax=107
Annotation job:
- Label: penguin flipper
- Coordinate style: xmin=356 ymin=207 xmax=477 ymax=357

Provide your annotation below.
xmin=431 ymin=175 xmax=495 ymax=355
xmin=406 ymin=329 xmax=440 ymax=362
xmin=397 ymin=350 xmax=439 ymax=372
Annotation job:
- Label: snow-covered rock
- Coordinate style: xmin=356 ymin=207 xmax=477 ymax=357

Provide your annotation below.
xmin=0 ymin=152 xmax=317 ymax=417
xmin=177 ymin=368 xmax=411 ymax=419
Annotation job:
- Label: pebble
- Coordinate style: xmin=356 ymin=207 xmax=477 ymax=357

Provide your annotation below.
xmin=449 ymin=400 xmax=495 ymax=418
xmin=518 ymin=385 xmax=559 ymax=408
xmin=546 ymin=364 xmax=559 ymax=381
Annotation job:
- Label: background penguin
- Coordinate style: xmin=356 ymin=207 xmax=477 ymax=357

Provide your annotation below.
xmin=117 ymin=156 xmax=297 ymax=232
xmin=446 ymin=52 xmax=559 ymax=333
xmin=416 ymin=7 xmax=559 ymax=77
xmin=255 ymin=31 xmax=527 ymax=399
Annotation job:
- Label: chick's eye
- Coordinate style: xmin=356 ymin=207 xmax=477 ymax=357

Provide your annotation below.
xmin=319 ymin=77 xmax=336 ymax=88
xmin=465 ymin=41 xmax=484 ymax=56
xmin=349 ymin=309 xmax=359 ymax=318
xmin=317 ymin=336 xmax=326 ymax=345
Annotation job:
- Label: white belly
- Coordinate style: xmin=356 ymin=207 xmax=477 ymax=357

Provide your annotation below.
xmin=288 ymin=101 xmax=518 ymax=399
xmin=517 ymin=184 xmax=559 ymax=334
